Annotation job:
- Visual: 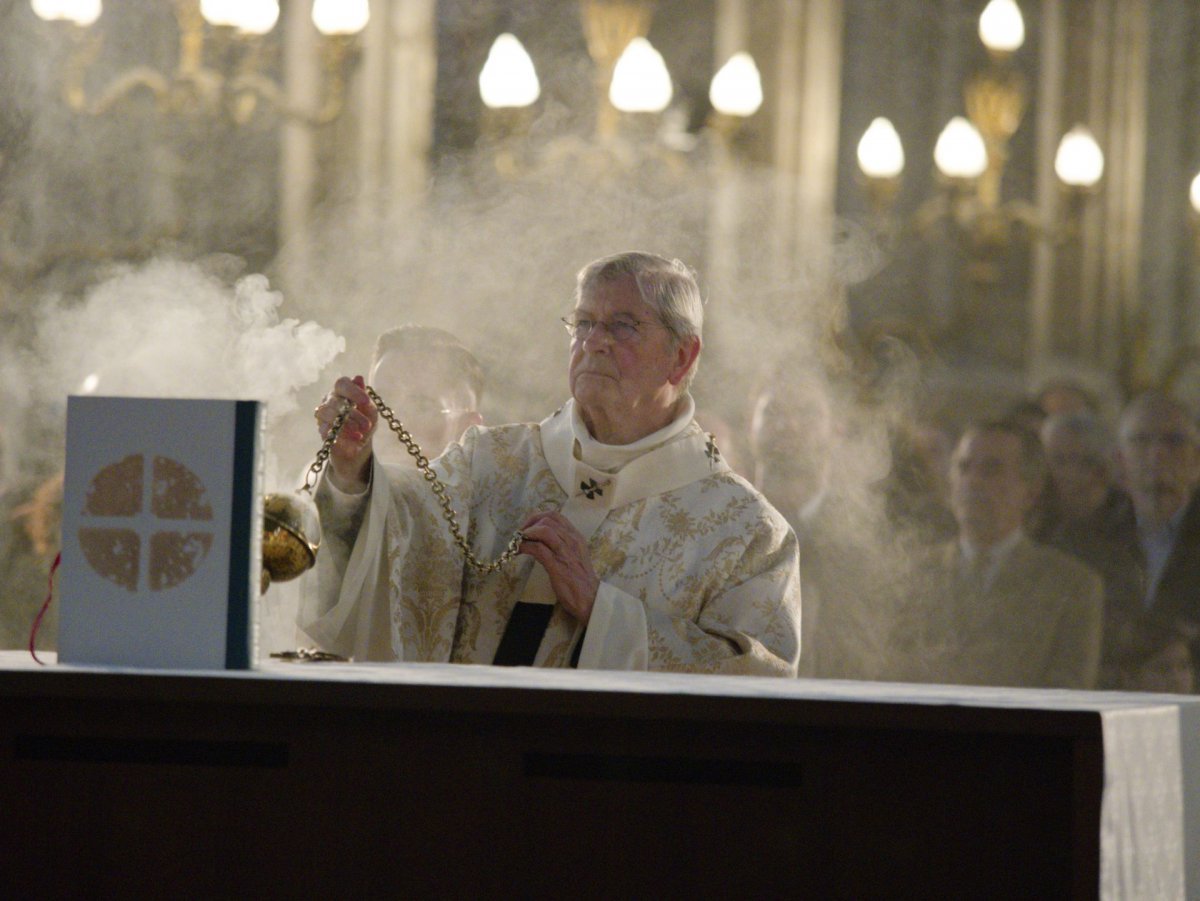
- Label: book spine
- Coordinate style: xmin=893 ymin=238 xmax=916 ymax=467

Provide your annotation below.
xmin=225 ymin=400 xmax=261 ymax=670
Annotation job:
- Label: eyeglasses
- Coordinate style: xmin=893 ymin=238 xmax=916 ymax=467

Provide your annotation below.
xmin=560 ymin=315 xmax=666 ymax=344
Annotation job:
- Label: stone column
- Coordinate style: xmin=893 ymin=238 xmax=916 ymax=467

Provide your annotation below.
xmin=357 ymin=0 xmax=436 ymax=208
xmin=764 ymin=0 xmax=843 ymax=292
xmin=278 ymin=0 xmax=437 ymax=267
xmin=706 ymin=0 xmax=750 ymax=303
xmin=703 ymin=0 xmax=843 ymax=400
xmin=278 ymin=0 xmax=320 ymax=261
xmin=1027 ymin=0 xmax=1149 ymax=394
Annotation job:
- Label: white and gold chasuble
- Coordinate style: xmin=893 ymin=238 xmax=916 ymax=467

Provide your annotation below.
xmin=301 ymin=399 xmax=801 ymax=675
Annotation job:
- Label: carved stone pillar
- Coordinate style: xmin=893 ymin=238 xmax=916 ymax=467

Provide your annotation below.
xmin=279 ymin=0 xmax=320 ymax=259
xmin=762 ymin=0 xmax=844 ymax=291
xmin=1028 ymin=0 xmax=1149 ymax=393
xmin=278 ymin=0 xmax=436 ymax=262
xmin=701 ymin=0 xmax=843 ymax=405
xmin=357 ymin=0 xmax=436 ymax=206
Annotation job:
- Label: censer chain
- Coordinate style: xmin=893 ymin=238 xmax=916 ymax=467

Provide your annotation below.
xmin=302 ymin=385 xmax=524 ymax=575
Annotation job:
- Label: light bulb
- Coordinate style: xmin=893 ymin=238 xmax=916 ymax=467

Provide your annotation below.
xmin=1054 ymin=125 xmax=1104 ymax=188
xmin=979 ymin=0 xmax=1024 ymax=53
xmin=934 ymin=116 xmax=988 ymax=179
xmin=709 ymin=52 xmax=762 ymax=118
xmin=199 ymin=0 xmax=239 ymax=27
xmin=234 ymin=0 xmax=279 ymax=35
xmin=31 ymin=0 xmax=101 ymax=26
xmin=857 ymin=117 xmax=905 ymax=179
xmin=479 ymin=33 xmax=540 ymax=109
xmin=312 ymin=0 xmax=369 ymax=36
xmin=609 ymin=37 xmax=672 ymax=113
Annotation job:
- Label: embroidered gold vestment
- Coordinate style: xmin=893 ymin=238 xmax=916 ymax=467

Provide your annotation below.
xmin=301 ymin=401 xmax=802 ymax=674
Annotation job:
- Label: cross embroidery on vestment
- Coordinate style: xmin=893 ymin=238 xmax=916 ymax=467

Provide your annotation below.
xmin=580 ymin=478 xmax=605 ymax=499
xmin=705 ymin=434 xmax=722 ymax=467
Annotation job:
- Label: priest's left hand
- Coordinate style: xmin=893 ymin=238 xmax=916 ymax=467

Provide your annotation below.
xmin=519 ymin=511 xmax=599 ymax=624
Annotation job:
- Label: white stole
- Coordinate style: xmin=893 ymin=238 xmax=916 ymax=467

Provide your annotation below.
xmin=520 ymin=397 xmax=730 ymax=665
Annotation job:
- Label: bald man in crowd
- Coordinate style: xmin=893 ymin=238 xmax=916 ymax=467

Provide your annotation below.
xmin=366 ymin=324 xmax=485 ymax=466
xmin=1106 ymin=392 xmax=1200 ymax=665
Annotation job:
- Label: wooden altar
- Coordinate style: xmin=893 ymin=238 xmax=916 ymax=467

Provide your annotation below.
xmin=1 ymin=654 xmax=1195 ymax=899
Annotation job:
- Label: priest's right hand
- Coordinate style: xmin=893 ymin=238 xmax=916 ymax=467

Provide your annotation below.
xmin=315 ymin=375 xmax=378 ymax=493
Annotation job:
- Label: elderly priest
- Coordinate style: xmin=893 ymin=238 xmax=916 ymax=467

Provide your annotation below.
xmin=302 ymin=252 xmax=802 ymax=674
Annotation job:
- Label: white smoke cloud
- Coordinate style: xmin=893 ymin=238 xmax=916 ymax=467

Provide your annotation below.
xmin=32 ymin=258 xmax=343 ymax=424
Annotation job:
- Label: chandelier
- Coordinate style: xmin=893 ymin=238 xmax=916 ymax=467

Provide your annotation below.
xmin=475 ymin=0 xmax=763 ymax=155
xmin=853 ymin=0 xmax=1104 ymax=277
xmin=29 ymin=0 xmax=369 ymax=125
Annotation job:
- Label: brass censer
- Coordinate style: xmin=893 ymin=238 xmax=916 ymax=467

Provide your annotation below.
xmin=260 ymin=386 xmax=525 ymax=592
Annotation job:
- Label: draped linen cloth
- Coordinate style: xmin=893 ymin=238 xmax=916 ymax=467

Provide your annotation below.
xmin=299 ymin=400 xmax=802 ymax=674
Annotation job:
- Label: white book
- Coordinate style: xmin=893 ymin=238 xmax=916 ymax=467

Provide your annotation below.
xmin=59 ymin=396 xmax=263 ymax=669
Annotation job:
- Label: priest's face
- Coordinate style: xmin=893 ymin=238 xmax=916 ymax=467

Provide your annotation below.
xmin=567 ymin=274 xmax=697 ymax=444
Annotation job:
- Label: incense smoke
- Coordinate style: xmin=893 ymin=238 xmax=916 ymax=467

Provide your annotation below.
xmin=22 ymin=257 xmax=343 ymax=482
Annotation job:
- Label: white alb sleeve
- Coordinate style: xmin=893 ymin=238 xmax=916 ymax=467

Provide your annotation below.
xmin=576 ymin=583 xmax=649 ymax=671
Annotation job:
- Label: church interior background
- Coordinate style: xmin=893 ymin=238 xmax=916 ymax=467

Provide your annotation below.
xmin=2 ymin=0 xmax=1200 ymax=485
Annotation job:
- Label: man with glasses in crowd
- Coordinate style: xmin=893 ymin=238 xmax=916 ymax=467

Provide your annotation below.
xmin=302 ymin=251 xmax=802 ymax=674
xmin=1110 ymin=391 xmax=1200 ymax=658
xmin=894 ymin=420 xmax=1104 ymax=689
xmin=1037 ymin=410 xmax=1143 ymax=687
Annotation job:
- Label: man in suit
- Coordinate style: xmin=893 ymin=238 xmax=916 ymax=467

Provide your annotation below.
xmin=895 ymin=420 xmax=1104 ymax=689
xmin=1038 ymin=411 xmax=1143 ymax=687
xmin=1112 ymin=390 xmax=1200 ymax=637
